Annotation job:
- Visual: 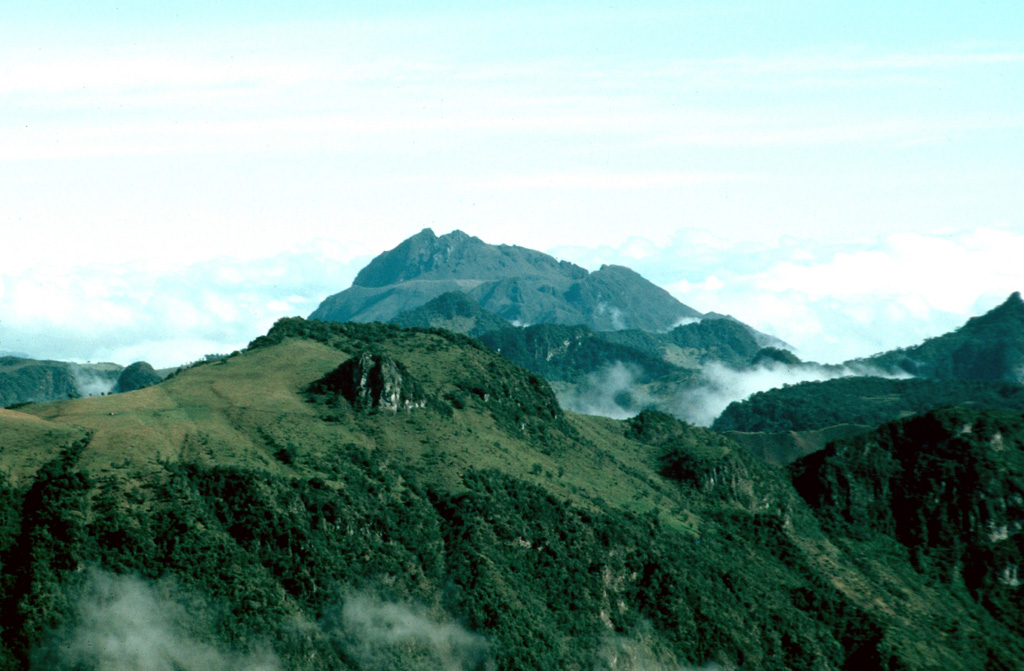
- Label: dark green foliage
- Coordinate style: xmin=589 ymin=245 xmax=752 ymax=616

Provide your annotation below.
xmin=113 ymin=361 xmax=162 ymax=393
xmin=252 ymin=316 xmax=488 ymax=355
xmin=714 ymin=376 xmax=1024 ymax=432
xmin=752 ymin=347 xmax=803 ymax=366
xmin=666 ymin=318 xmax=765 ymax=368
xmin=860 ymin=292 xmax=1024 ymax=381
xmin=790 ymin=408 xmax=1024 ymax=634
xmin=5 ymin=324 xmax=1024 ymax=671
xmin=479 ymin=324 xmax=678 ymax=383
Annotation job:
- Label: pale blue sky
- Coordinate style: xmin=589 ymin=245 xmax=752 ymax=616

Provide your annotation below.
xmin=1 ymin=2 xmax=1023 ymax=367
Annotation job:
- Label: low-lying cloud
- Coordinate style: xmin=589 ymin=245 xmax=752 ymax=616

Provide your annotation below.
xmin=35 ymin=570 xmax=494 ymax=671
xmin=0 ymin=244 xmax=369 ymax=368
xmin=676 ymin=361 xmax=907 ymax=427
xmin=553 ymin=227 xmax=1024 ymax=364
xmin=34 ymin=569 xmax=281 ymax=671
xmin=329 ymin=593 xmax=493 ymax=671
xmin=559 ymin=359 xmax=909 ymax=427
xmin=557 ymin=362 xmax=654 ymax=420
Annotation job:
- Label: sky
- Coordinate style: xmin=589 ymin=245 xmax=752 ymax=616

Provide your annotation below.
xmin=2 ymin=1 xmax=1023 ymax=368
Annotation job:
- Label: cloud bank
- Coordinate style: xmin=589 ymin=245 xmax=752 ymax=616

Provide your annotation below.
xmin=0 ymin=243 xmax=369 ymax=368
xmin=555 ymin=227 xmax=1024 ymax=364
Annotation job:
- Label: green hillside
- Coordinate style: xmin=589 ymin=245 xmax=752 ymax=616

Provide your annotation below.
xmin=390 ymin=291 xmax=512 ymax=337
xmin=857 ymin=292 xmax=1024 ymax=381
xmin=713 ymin=376 xmax=1024 ymax=434
xmin=1 ymin=319 xmax=1022 ymax=670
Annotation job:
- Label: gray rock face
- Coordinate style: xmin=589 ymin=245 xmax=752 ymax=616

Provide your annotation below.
xmin=312 ymin=352 xmax=426 ymax=413
xmin=310 ymin=229 xmax=702 ymax=332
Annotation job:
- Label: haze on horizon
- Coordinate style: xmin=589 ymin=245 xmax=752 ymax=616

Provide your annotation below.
xmin=1 ymin=1 xmax=1022 ymax=368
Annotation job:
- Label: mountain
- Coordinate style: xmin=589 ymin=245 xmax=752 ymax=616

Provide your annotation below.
xmin=0 ymin=357 xmax=122 ymax=407
xmin=857 ymin=291 xmax=1024 ymax=381
xmin=310 ymin=228 xmax=702 ymax=331
xmin=1 ymin=318 xmax=1023 ymax=670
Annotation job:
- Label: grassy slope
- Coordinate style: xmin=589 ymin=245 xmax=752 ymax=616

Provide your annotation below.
xmin=1 ymin=322 xmax=1022 ymax=670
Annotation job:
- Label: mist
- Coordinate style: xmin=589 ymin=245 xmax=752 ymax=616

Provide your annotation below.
xmin=558 ymin=359 xmax=910 ymax=428
xmin=676 ymin=361 xmax=899 ymax=427
xmin=557 ymin=362 xmax=653 ymax=420
xmin=328 ymin=593 xmax=493 ymax=671
xmin=68 ymin=363 xmax=117 ymax=397
xmin=33 ymin=569 xmax=281 ymax=671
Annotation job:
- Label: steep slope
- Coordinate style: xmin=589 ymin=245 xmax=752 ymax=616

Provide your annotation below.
xmin=858 ymin=291 xmax=1024 ymax=381
xmin=1 ymin=319 xmax=1023 ymax=670
xmin=310 ymin=228 xmax=702 ymax=331
xmin=790 ymin=407 xmax=1024 ymax=633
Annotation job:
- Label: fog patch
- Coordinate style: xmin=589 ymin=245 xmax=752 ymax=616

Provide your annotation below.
xmin=677 ymin=361 xmax=910 ymax=427
xmin=328 ymin=593 xmax=493 ymax=671
xmin=33 ymin=568 xmax=281 ymax=671
xmin=598 ymin=302 xmax=627 ymax=331
xmin=68 ymin=363 xmax=117 ymax=397
xmin=557 ymin=362 xmax=652 ymax=419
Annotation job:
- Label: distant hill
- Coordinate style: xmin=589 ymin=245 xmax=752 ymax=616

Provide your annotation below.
xmin=2 ymin=318 xmax=1023 ymax=670
xmin=310 ymin=228 xmax=702 ymax=331
xmin=390 ymin=291 xmax=512 ymax=336
xmin=712 ymin=294 xmax=1024 ymax=433
xmin=0 ymin=357 xmax=122 ymax=407
xmin=713 ymin=376 xmax=1024 ymax=433
xmin=113 ymin=361 xmax=163 ymax=393
xmin=856 ymin=291 xmax=1024 ymax=381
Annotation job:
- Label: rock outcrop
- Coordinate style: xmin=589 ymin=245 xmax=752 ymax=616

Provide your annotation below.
xmin=309 ymin=352 xmax=427 ymax=413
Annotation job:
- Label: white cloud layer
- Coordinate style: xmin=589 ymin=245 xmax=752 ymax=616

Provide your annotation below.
xmin=2 ymin=227 xmax=1020 ymax=370
xmin=0 ymin=243 xmax=369 ymax=368
xmin=555 ymin=227 xmax=1024 ymax=364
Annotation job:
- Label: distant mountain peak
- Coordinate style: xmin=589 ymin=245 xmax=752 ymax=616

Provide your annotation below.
xmin=312 ymin=229 xmax=705 ymax=332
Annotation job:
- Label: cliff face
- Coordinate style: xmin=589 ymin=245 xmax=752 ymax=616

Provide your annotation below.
xmin=791 ymin=407 xmax=1024 ymax=629
xmin=308 ymin=352 xmax=427 ymax=413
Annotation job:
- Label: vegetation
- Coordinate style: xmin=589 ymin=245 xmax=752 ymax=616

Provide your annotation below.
xmin=858 ymin=291 xmax=1024 ymax=381
xmin=713 ymin=376 xmax=1024 ymax=433
xmin=1 ymin=319 xmax=1023 ymax=670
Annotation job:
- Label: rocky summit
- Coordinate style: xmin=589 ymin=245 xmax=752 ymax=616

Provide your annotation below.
xmin=310 ymin=228 xmax=702 ymax=331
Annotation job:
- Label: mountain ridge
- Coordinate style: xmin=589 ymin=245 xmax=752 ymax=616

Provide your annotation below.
xmin=311 ymin=228 xmax=703 ymax=332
